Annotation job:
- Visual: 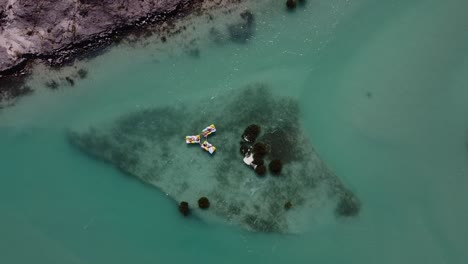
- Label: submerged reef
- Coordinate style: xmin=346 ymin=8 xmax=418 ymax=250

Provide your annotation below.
xmin=179 ymin=201 xmax=190 ymax=216
xmin=43 ymin=68 xmax=90 ymax=91
xmin=69 ymin=84 xmax=360 ymax=233
xmin=227 ymin=10 xmax=255 ymax=44
xmin=254 ymin=164 xmax=267 ymax=176
xmin=198 ymin=197 xmax=210 ymax=209
xmin=286 ymin=0 xmax=298 ymax=10
xmin=209 ymin=9 xmax=257 ymax=46
xmin=77 ymin=69 xmax=88 ymax=79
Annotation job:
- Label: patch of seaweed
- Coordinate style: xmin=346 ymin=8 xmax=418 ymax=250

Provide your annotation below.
xmin=336 ymin=189 xmax=361 ymax=217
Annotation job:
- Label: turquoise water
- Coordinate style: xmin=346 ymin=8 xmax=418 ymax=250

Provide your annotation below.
xmin=1 ymin=0 xmax=468 ymax=263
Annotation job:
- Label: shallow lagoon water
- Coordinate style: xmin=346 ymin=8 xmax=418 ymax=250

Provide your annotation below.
xmin=1 ymin=0 xmax=468 ymax=263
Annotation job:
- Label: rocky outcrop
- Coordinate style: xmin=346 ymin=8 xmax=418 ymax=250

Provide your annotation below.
xmin=0 ymin=0 xmax=199 ymax=76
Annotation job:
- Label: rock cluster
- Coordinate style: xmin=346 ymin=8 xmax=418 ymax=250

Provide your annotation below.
xmin=178 ymin=197 xmax=211 ymax=217
xmin=240 ymin=124 xmax=284 ymax=177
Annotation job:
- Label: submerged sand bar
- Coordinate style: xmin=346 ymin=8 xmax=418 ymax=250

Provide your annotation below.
xmin=69 ymin=85 xmax=360 ymax=233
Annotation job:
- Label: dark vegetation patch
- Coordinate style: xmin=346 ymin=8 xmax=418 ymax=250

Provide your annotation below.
xmin=77 ymin=68 xmax=88 ymax=79
xmin=243 ymin=124 xmax=261 ymax=142
xmin=0 ymin=75 xmax=33 ymax=104
xmin=45 ymin=80 xmax=59 ymax=90
xmin=336 ymin=190 xmax=361 ymax=217
xmin=254 ymin=164 xmax=266 ymax=176
xmin=227 ymin=10 xmax=255 ymax=44
xmin=269 ymin=159 xmax=283 ymax=175
xmin=179 ymin=201 xmax=190 ymax=216
xmin=65 ymin=77 xmax=75 ymax=86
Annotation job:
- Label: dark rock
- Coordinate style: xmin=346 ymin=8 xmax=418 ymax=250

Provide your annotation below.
xmin=161 ymin=36 xmax=167 ymax=42
xmin=67 ymin=85 xmax=360 ymax=233
xmin=0 ymin=9 xmax=7 ymax=26
xmin=286 ymin=0 xmax=297 ymax=9
xmin=252 ymin=142 xmax=268 ymax=157
xmin=77 ymin=69 xmax=88 ymax=79
xmin=227 ymin=10 xmax=255 ymax=44
xmin=254 ymin=164 xmax=266 ymax=176
xmin=336 ymin=191 xmax=360 ymax=217
xmin=240 ymin=9 xmax=254 ymax=24
xmin=45 ymin=80 xmax=59 ymax=90
xmin=240 ymin=144 xmax=250 ymax=155
xmin=284 ymin=201 xmax=292 ymax=210
xmin=198 ymin=197 xmax=210 ymax=209
xmin=269 ymin=159 xmax=282 ymax=175
xmin=242 ymin=124 xmax=261 ymax=142
xmin=65 ymin=77 xmax=75 ymax=86
xmin=179 ymin=201 xmax=190 ymax=216
xmin=252 ymin=159 xmax=264 ymax=167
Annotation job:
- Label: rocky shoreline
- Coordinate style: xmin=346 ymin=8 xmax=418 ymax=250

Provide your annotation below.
xmin=0 ymin=0 xmax=242 ymax=102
